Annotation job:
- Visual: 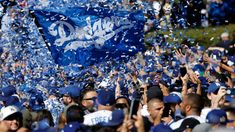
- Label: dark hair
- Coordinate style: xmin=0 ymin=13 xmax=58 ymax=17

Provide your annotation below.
xmin=147 ymin=85 xmax=163 ymax=102
xmin=37 ymin=109 xmax=54 ymax=127
xmin=66 ymin=105 xmax=85 ymax=123
xmin=79 ymin=87 xmax=96 ymax=102
xmin=186 ymin=93 xmax=204 ymax=114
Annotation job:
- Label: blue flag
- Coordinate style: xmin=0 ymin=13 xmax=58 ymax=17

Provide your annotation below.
xmin=33 ymin=7 xmax=145 ymax=66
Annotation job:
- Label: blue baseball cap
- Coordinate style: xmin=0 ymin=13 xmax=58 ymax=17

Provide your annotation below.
xmin=59 ymin=85 xmax=81 ymax=98
xmin=227 ymin=56 xmax=235 ymax=66
xmin=198 ymin=76 xmax=208 ymax=85
xmin=151 ymin=123 xmax=173 ymax=132
xmin=208 ymin=82 xmax=226 ymax=93
xmin=193 ymin=64 xmax=205 ymax=73
xmin=5 ymin=96 xmax=25 ymax=109
xmin=191 ymin=47 xmax=197 ymax=53
xmin=29 ymin=93 xmax=45 ymax=111
xmin=197 ymin=46 xmax=205 ymax=51
xmin=97 ymin=89 xmax=115 ymax=106
xmin=0 ymin=85 xmax=16 ymax=101
xmin=101 ymin=109 xmax=125 ymax=126
xmin=63 ymin=122 xmax=83 ymax=132
xmin=206 ymin=109 xmax=231 ymax=125
xmin=163 ymin=92 xmax=182 ymax=104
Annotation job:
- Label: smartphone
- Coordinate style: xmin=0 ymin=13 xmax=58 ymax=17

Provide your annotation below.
xmin=129 ymin=98 xmax=140 ymax=118
xmin=180 ymin=67 xmax=187 ymax=77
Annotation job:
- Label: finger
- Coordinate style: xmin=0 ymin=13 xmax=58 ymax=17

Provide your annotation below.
xmin=132 ymin=115 xmax=137 ymax=120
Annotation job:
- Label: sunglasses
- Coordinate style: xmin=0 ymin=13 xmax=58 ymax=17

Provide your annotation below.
xmin=83 ymin=97 xmax=97 ymax=101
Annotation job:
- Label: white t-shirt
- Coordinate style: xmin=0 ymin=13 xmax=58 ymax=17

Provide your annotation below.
xmin=83 ymin=110 xmax=112 ymax=126
xmin=200 ymin=107 xmax=212 ymax=122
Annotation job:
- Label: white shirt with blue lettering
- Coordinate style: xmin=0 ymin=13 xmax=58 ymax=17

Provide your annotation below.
xmin=83 ymin=110 xmax=112 ymax=126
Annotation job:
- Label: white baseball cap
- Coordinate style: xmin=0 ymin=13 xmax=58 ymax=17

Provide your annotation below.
xmin=221 ymin=32 xmax=229 ymax=38
xmin=0 ymin=106 xmax=20 ymax=121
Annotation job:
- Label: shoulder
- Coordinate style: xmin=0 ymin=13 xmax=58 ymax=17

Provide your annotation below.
xmin=170 ymin=119 xmax=184 ymax=130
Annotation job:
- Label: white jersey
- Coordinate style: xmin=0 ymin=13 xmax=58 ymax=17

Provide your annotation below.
xmin=170 ymin=115 xmax=205 ymax=130
xmin=83 ymin=110 xmax=112 ymax=126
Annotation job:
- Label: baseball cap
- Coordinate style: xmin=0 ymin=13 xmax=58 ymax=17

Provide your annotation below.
xmin=151 ymin=123 xmax=173 ymax=132
xmin=208 ymin=82 xmax=226 ymax=94
xmin=29 ymin=93 xmax=45 ymax=111
xmin=197 ymin=46 xmax=205 ymax=51
xmin=221 ymin=32 xmax=229 ymax=38
xmin=193 ymin=64 xmax=205 ymax=74
xmin=0 ymin=105 xmax=21 ymax=121
xmin=63 ymin=122 xmax=85 ymax=132
xmin=101 ymin=109 xmax=125 ymax=126
xmin=175 ymin=118 xmax=200 ymax=132
xmin=198 ymin=76 xmax=208 ymax=85
xmin=97 ymin=89 xmax=115 ymax=106
xmin=0 ymin=85 xmax=16 ymax=101
xmin=227 ymin=56 xmax=235 ymax=66
xmin=163 ymin=92 xmax=182 ymax=104
xmin=59 ymin=85 xmax=81 ymax=98
xmin=5 ymin=96 xmax=23 ymax=108
xmin=206 ymin=109 xmax=231 ymax=125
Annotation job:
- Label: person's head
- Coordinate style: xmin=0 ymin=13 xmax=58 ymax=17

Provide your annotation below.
xmin=222 ymin=99 xmax=235 ymax=128
xmin=163 ymin=92 xmax=182 ymax=112
xmin=207 ymin=82 xmax=226 ymax=107
xmin=80 ymin=88 xmax=97 ymax=110
xmin=147 ymin=98 xmax=164 ymax=121
xmin=66 ymin=104 xmax=84 ymax=124
xmin=0 ymin=85 xmax=17 ymax=106
xmin=180 ymin=93 xmax=204 ymax=116
xmin=29 ymin=93 xmax=45 ymax=111
xmin=115 ymin=96 xmax=130 ymax=109
xmin=59 ymin=85 xmax=81 ymax=106
xmin=101 ymin=109 xmax=125 ymax=128
xmin=97 ymin=89 xmax=116 ymax=111
xmin=147 ymin=85 xmax=163 ymax=102
xmin=0 ymin=106 xmax=23 ymax=132
xmin=221 ymin=32 xmax=230 ymax=41
xmin=36 ymin=109 xmax=54 ymax=127
xmin=225 ymin=111 xmax=235 ymax=129
xmin=206 ymin=109 xmax=229 ymax=128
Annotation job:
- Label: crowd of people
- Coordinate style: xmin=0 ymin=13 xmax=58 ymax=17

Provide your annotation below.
xmin=0 ymin=0 xmax=235 ymax=132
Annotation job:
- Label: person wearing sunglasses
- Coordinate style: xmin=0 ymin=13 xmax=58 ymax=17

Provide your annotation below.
xmin=80 ymin=87 xmax=98 ymax=115
xmin=0 ymin=105 xmax=23 ymax=132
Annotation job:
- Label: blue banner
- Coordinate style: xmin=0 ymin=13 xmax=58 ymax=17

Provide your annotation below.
xmin=33 ymin=7 xmax=145 ymax=66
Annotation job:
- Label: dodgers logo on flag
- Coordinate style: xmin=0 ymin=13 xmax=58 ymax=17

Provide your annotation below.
xmin=33 ymin=7 xmax=145 ymax=66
